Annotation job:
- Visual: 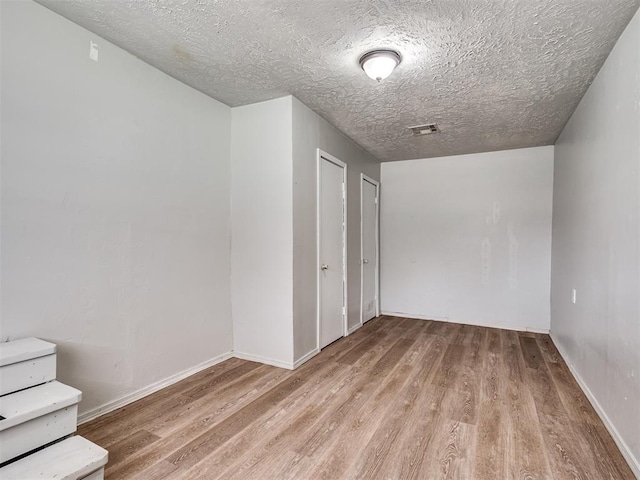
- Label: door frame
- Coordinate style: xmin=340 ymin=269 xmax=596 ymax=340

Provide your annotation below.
xmin=316 ymin=149 xmax=348 ymax=350
xmin=360 ymin=173 xmax=380 ymax=327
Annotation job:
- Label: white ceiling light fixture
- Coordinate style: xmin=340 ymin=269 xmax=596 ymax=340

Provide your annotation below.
xmin=359 ymin=49 xmax=401 ymax=83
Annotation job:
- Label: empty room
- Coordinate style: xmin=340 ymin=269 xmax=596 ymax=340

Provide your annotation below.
xmin=1 ymin=0 xmax=639 ymax=478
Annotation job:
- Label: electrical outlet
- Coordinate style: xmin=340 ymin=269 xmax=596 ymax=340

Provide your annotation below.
xmin=572 ymin=288 xmax=577 ymax=304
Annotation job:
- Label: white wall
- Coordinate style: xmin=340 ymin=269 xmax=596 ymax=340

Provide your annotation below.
xmin=231 ymin=96 xmax=380 ymax=367
xmin=551 ymin=7 xmax=640 ymax=473
xmin=231 ymin=97 xmax=294 ymax=367
xmin=380 ymin=147 xmax=554 ymax=332
xmin=292 ymin=98 xmax=380 ymax=362
xmin=0 ymin=1 xmax=233 ymax=418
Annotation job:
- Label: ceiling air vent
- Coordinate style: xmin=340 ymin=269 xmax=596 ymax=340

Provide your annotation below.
xmin=409 ymin=123 xmax=440 ymax=135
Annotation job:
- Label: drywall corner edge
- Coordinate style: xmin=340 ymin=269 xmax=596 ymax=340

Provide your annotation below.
xmin=293 ymin=348 xmax=320 ymax=369
xmin=347 ymin=323 xmax=362 ymax=335
xmin=550 ymin=333 xmax=640 ymax=478
xmin=232 ymin=351 xmax=295 ymax=370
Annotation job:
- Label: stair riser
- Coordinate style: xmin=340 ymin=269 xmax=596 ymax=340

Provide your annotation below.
xmin=0 ymin=435 xmax=108 ymax=479
xmin=81 ymin=468 xmax=105 ymax=480
xmin=0 ymin=405 xmax=77 ymax=463
xmin=0 ymin=354 xmax=56 ymax=397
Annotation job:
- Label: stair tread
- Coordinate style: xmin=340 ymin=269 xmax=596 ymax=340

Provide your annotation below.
xmin=0 ymin=436 xmax=108 ymax=480
xmin=0 ymin=337 xmax=56 ymax=367
xmin=0 ymin=381 xmax=81 ymax=432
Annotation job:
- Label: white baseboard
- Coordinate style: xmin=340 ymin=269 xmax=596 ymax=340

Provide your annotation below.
xmin=522 ymin=326 xmax=550 ymax=334
xmin=233 ymin=351 xmax=294 ymax=370
xmin=347 ymin=322 xmax=363 ymax=335
xmin=550 ymin=334 xmax=640 ymax=477
xmin=380 ymin=311 xmax=550 ymax=334
xmin=78 ymin=348 xmax=307 ymax=426
xmin=77 ymin=351 xmax=234 ymax=425
xmin=293 ymin=348 xmax=320 ymax=369
xmin=382 ymin=311 xmax=449 ymax=322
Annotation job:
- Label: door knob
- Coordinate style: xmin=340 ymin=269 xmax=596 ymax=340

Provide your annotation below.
xmin=321 ymin=264 xmax=329 ymax=270
xmin=363 ymin=259 xmax=369 ymax=264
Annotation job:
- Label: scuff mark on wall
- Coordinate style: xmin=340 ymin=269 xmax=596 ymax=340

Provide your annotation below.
xmin=481 ymin=237 xmax=491 ymax=285
xmin=508 ymin=223 xmax=519 ymax=289
xmin=492 ymin=201 xmax=501 ymax=225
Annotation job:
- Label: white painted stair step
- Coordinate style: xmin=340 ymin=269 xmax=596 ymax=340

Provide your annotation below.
xmin=0 ymin=381 xmax=81 ymax=463
xmin=0 ymin=337 xmax=57 ymax=396
xmin=0 ymin=435 xmax=108 ymax=480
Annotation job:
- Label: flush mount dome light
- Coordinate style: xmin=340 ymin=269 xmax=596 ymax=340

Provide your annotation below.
xmin=359 ymin=49 xmax=401 ymax=82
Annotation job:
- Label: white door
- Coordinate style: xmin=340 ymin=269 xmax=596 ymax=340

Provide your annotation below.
xmin=361 ymin=176 xmax=379 ymax=323
xmin=318 ymin=153 xmax=346 ymax=349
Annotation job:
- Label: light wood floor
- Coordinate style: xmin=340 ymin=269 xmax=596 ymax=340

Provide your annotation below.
xmin=78 ymin=316 xmax=634 ymax=479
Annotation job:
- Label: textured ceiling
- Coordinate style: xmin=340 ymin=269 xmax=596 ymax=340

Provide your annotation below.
xmin=37 ymin=0 xmax=640 ymax=161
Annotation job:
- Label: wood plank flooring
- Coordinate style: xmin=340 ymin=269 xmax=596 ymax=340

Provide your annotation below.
xmin=78 ymin=317 xmax=635 ymax=479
